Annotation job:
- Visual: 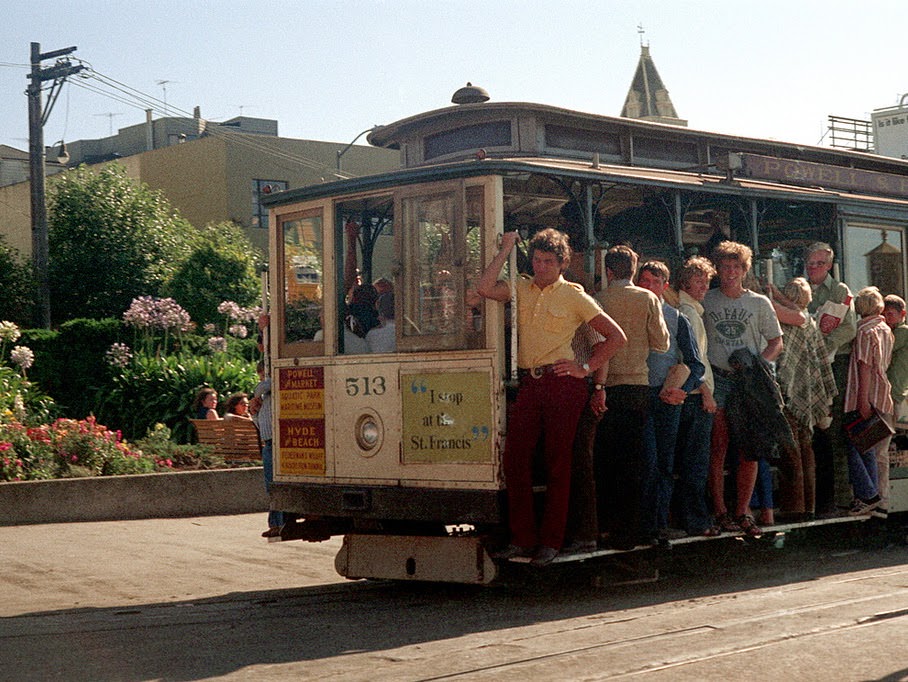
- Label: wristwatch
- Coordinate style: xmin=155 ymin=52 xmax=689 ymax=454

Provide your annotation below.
xmin=593 ymin=383 xmax=605 ymax=391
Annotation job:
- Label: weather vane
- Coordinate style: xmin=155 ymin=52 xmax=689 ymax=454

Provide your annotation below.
xmin=637 ymin=22 xmax=647 ymax=47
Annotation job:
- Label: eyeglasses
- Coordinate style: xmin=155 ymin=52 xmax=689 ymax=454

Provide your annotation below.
xmin=806 ymin=261 xmax=829 ymax=268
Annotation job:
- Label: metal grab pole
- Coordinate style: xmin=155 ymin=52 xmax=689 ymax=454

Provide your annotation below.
xmin=260 ymin=265 xmax=270 ymax=372
xmin=509 ymin=242 xmax=518 ymax=383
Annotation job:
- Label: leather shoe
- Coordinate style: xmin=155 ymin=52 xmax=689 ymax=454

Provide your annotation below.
xmin=530 ymin=545 xmax=559 ymax=566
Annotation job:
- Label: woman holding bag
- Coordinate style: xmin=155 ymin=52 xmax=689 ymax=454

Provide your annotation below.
xmin=844 ymin=287 xmax=894 ymax=517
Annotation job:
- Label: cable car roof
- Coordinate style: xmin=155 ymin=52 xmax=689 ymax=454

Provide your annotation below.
xmin=262 ymin=155 xmax=908 ymax=213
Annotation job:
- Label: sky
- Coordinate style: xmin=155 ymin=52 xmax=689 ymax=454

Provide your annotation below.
xmin=3 ymin=0 xmax=908 ymax=156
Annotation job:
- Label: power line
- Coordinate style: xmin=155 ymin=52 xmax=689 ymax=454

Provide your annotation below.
xmin=67 ymin=64 xmax=359 ymax=177
xmin=12 ymin=59 xmax=367 ymax=178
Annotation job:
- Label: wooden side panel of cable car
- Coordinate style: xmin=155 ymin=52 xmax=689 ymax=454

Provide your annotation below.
xmin=273 ymin=355 xmax=503 ymax=489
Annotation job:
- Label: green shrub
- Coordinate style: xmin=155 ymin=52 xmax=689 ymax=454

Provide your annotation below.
xmin=16 ymin=328 xmax=62 ymax=405
xmin=134 ymin=423 xmax=223 ymax=470
xmin=0 ymin=367 xmax=57 ymax=427
xmin=0 ymin=237 xmax=35 ymax=327
xmin=163 ymin=221 xmax=262 ymax=330
xmin=22 ymin=318 xmax=124 ymax=419
xmin=165 ymin=247 xmax=261 ymax=330
xmin=13 ymin=319 xmax=257 ymax=440
xmin=98 ymin=350 xmax=257 ymax=442
xmin=48 ymin=165 xmax=197 ymax=324
xmin=0 ymin=320 xmax=58 ymax=426
xmin=285 ymin=298 xmax=322 ymax=342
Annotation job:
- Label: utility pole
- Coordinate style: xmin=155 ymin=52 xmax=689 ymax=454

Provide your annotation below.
xmin=27 ymin=41 xmax=84 ymax=328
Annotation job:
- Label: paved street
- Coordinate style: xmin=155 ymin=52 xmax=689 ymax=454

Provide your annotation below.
xmin=1 ymin=514 xmax=907 ymax=681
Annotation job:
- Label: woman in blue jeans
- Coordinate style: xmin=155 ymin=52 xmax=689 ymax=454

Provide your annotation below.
xmin=844 ymin=287 xmax=894 ymax=516
xmin=249 ymin=361 xmax=287 ymax=537
xmin=674 ymin=257 xmax=720 ymax=536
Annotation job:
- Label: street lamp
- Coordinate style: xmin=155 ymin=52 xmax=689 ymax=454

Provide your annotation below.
xmin=336 ymin=125 xmax=379 ymax=174
xmin=48 ymin=140 xmax=69 ymax=164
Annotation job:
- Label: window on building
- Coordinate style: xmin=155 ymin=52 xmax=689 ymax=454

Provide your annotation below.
xmin=253 ymin=179 xmax=288 ymax=229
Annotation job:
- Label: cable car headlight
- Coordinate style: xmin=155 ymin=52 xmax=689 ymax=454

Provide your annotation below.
xmin=355 ymin=412 xmax=383 ymax=453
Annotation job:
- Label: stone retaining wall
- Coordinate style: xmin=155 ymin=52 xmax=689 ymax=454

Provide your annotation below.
xmin=0 ymin=468 xmax=269 ymax=526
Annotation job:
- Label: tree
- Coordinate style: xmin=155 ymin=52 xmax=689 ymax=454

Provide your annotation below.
xmin=0 ymin=236 xmax=35 ymax=327
xmin=48 ymin=165 xmax=197 ymax=324
xmin=164 ymin=221 xmax=263 ymax=328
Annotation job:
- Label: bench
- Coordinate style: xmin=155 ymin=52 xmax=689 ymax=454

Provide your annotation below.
xmin=190 ymin=418 xmax=262 ymax=463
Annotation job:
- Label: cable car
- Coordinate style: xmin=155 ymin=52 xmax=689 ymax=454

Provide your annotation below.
xmin=262 ymin=96 xmax=908 ymax=584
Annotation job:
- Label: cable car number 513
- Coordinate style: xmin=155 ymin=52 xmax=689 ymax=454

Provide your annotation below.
xmin=345 ymin=376 xmax=387 ymax=396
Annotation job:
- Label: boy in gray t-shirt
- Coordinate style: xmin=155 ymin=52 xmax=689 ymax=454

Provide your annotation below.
xmin=701 ymin=241 xmax=783 ymax=538
xmin=703 ymin=288 xmax=782 ymax=372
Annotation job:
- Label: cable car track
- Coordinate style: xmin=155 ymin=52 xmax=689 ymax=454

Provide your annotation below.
xmin=412 ymin=565 xmax=908 ymax=680
xmin=2 ymin=522 xmax=906 ymax=681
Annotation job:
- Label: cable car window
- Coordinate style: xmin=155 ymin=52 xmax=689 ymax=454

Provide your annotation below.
xmin=845 ymin=224 xmax=905 ymax=297
xmin=398 ymin=183 xmax=484 ymax=352
xmin=464 ymin=185 xmax=485 ymax=341
xmin=337 ymin=195 xmax=395 ymax=355
xmin=424 ymin=121 xmax=511 ymax=160
xmin=279 ymin=210 xmax=324 ymax=355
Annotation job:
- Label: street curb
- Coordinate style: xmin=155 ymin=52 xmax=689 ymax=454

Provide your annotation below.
xmin=0 ymin=468 xmax=269 ymax=526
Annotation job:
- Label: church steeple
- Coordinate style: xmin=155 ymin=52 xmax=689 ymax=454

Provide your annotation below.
xmin=620 ymin=39 xmax=687 ymax=127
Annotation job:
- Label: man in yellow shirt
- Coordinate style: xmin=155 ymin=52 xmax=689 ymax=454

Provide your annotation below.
xmin=477 ymin=229 xmax=625 ymax=565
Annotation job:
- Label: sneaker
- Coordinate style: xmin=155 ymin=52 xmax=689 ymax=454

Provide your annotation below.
xmin=530 ymin=545 xmax=559 ymax=567
xmin=871 ymin=507 xmax=889 ymax=519
xmin=848 ymin=498 xmax=879 ymax=516
xmin=261 ymin=527 xmax=281 ymax=538
xmin=489 ymin=544 xmax=534 ymax=559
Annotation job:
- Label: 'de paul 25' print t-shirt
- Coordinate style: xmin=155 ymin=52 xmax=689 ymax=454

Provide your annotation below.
xmin=702 ymin=288 xmax=782 ymax=372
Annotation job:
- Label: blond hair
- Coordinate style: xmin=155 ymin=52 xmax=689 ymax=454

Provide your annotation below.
xmin=782 ymin=277 xmax=812 ymax=310
xmin=854 ymin=286 xmax=884 ymax=317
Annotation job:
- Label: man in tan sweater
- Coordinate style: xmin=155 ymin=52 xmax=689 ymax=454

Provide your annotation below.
xmin=594 ymin=245 xmax=669 ymax=549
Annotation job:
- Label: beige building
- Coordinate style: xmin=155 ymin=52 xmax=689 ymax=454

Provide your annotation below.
xmin=0 ymin=115 xmax=398 ymax=256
